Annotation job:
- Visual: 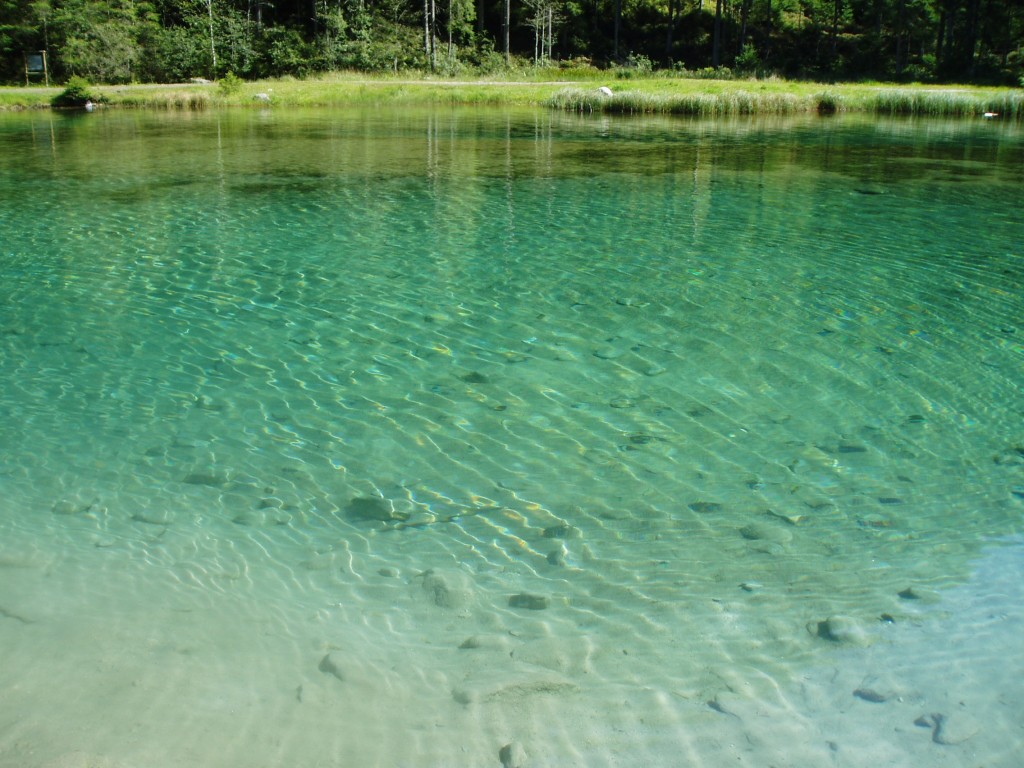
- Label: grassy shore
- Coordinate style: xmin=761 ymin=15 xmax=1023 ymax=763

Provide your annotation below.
xmin=1 ymin=72 xmax=1021 ymax=119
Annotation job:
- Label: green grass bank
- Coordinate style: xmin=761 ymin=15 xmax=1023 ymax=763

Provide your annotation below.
xmin=2 ymin=73 xmax=1021 ymax=120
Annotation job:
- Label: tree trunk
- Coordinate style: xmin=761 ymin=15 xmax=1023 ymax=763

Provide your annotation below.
xmin=895 ymin=0 xmax=906 ymax=76
xmin=614 ymin=0 xmax=621 ymax=60
xmin=207 ymin=0 xmax=217 ymax=76
xmin=504 ymin=0 xmax=510 ymax=63
xmin=936 ymin=6 xmax=947 ymax=66
xmin=547 ymin=6 xmax=553 ymax=59
xmin=712 ymin=0 xmax=723 ymax=67
xmin=739 ymin=0 xmax=751 ymax=53
xmin=963 ymin=0 xmax=981 ymax=76
xmin=665 ymin=0 xmax=675 ymax=59
xmin=830 ymin=0 xmax=842 ymax=62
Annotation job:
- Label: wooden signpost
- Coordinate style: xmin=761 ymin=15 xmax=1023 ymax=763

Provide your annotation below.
xmin=25 ymin=50 xmax=50 ymax=87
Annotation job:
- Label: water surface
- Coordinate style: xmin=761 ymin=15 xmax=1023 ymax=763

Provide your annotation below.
xmin=0 ymin=107 xmax=1021 ymax=767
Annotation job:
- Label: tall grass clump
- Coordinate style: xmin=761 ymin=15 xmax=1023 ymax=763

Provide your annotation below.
xmin=815 ymin=90 xmax=842 ymax=114
xmin=112 ymin=90 xmax=211 ymax=109
xmin=981 ymin=90 xmax=1024 ymax=120
xmin=871 ymin=88 xmax=1006 ymax=118
xmin=547 ymin=87 xmax=805 ymax=116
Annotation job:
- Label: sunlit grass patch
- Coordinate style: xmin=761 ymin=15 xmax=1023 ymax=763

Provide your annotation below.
xmin=2 ymin=75 xmax=1021 ymax=119
xmin=0 ymin=89 xmax=54 ymax=110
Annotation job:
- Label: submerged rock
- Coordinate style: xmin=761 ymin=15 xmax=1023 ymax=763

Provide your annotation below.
xmin=232 ymin=509 xmax=290 ymax=527
xmin=542 ymin=524 xmax=580 ymax=539
xmin=499 ymin=742 xmax=528 ymax=768
xmin=132 ymin=509 xmax=174 ymax=526
xmin=546 ymin=548 xmax=567 ymax=567
xmin=739 ymin=522 xmax=793 ymax=543
xmin=689 ymin=501 xmax=723 ymax=514
xmin=318 ymin=653 xmax=344 ymax=682
xmin=993 ymin=446 xmax=1024 ymax=466
xmin=897 ymin=586 xmax=940 ymax=603
xmin=420 ymin=569 xmax=474 ymax=609
xmin=812 ymin=616 xmax=867 ymax=645
xmin=183 ymin=471 xmax=229 ymax=488
xmin=458 ymin=634 xmax=512 ymax=652
xmin=52 ymin=500 xmax=92 ymax=515
xmin=345 ymin=496 xmax=409 ymax=522
xmin=853 ymin=687 xmax=894 ymax=703
xmin=767 ymin=509 xmax=806 ymax=525
xmin=509 ymin=593 xmax=550 ymax=610
xmin=459 ymin=370 xmax=490 ymax=384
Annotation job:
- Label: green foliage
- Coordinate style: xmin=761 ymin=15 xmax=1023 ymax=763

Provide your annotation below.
xmin=460 ymin=37 xmax=509 ymax=74
xmin=51 ymin=0 xmax=150 ymax=83
xmin=51 ymin=75 xmax=97 ymax=106
xmin=263 ymin=26 xmax=313 ymax=77
xmin=673 ymin=65 xmax=736 ymax=80
xmin=735 ymin=44 xmax=760 ymax=76
xmin=2 ymin=0 xmax=1022 ymax=87
xmin=613 ymin=54 xmax=652 ymax=80
xmin=448 ymin=0 xmax=476 ymax=46
xmin=218 ymin=70 xmax=243 ymax=96
xmin=146 ymin=24 xmax=211 ymax=82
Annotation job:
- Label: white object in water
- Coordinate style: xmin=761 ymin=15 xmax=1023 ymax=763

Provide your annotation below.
xmin=599 ymin=86 xmax=613 ymax=96
xmin=84 ymin=100 xmax=95 ymax=111
xmin=983 ymin=111 xmax=998 ymax=119
xmin=255 ymin=92 xmax=271 ymax=103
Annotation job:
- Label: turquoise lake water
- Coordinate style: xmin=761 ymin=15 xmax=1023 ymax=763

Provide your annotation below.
xmin=0 ymin=107 xmax=1021 ymax=767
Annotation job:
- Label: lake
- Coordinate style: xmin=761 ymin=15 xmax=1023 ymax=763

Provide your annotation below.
xmin=0 ymin=106 xmax=1022 ymax=767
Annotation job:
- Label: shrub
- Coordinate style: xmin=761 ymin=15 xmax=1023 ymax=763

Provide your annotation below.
xmin=672 ymin=66 xmax=735 ymax=80
xmin=735 ymin=44 xmax=760 ymax=76
xmin=52 ymin=77 xmax=99 ymax=108
xmin=628 ymin=54 xmax=653 ymax=75
xmin=218 ymin=71 xmax=244 ymax=97
xmin=614 ymin=53 xmax=653 ymax=80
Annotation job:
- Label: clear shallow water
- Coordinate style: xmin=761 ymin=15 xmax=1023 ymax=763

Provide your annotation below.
xmin=0 ymin=107 xmax=1022 ymax=767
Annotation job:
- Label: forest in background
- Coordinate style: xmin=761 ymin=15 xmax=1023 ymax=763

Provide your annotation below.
xmin=2 ymin=0 xmax=1022 ymax=86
